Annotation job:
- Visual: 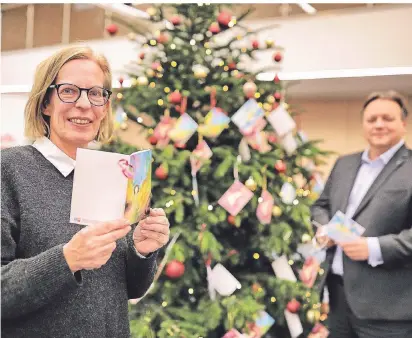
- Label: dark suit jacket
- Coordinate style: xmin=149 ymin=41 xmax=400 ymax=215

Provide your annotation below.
xmin=311 ymin=144 xmax=412 ymax=321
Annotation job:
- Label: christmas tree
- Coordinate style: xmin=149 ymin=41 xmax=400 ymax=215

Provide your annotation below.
xmin=102 ymin=4 xmax=331 ymax=337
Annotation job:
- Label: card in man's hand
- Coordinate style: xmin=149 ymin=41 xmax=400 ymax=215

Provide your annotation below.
xmin=326 ymin=210 xmax=365 ymax=242
xmin=70 ymin=148 xmax=152 ymax=226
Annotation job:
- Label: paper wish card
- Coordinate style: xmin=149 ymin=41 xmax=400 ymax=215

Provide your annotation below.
xmin=281 ymin=132 xmax=298 ymax=155
xmin=70 ymin=148 xmax=152 ymax=226
xmin=190 ymin=140 xmax=213 ymax=175
xmin=266 ymin=105 xmax=296 ymax=137
xmin=231 ymin=99 xmax=265 ymax=136
xmin=284 ymin=310 xmax=303 ymax=338
xmin=256 ymin=190 xmax=274 ymax=224
xmin=218 ymin=180 xmax=254 ymax=216
xmin=326 ymin=211 xmax=365 ymax=243
xmin=299 ymin=256 xmax=320 ymax=288
xmin=308 ymin=323 xmax=330 ymax=338
xmin=153 ymin=116 xmax=176 ymax=148
xmin=168 ymin=113 xmax=198 ymax=145
xmin=251 ymin=311 xmax=275 ymax=337
xmin=222 ymin=329 xmax=246 ymax=338
xmin=271 ymin=255 xmax=297 ymax=282
xmin=211 ymin=263 xmax=241 ymax=296
xmin=197 ymin=108 xmax=231 ymax=138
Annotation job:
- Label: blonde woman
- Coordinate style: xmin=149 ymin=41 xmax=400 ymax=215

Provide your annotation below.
xmin=1 ymin=46 xmax=170 ymax=337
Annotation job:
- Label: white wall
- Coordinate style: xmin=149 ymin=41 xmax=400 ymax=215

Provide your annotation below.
xmin=0 ymin=93 xmax=29 ymax=146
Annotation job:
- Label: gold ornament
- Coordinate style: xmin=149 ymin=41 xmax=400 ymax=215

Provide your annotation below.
xmin=272 ymin=205 xmax=282 ymax=217
xmin=146 ymin=69 xmax=155 ymax=77
xmin=306 ymin=309 xmax=321 ymax=324
xmin=245 ymin=176 xmax=257 ymax=191
xmin=265 ymin=39 xmax=274 ymax=48
xmin=263 ymin=103 xmax=272 ymax=112
xmin=267 ymin=95 xmax=275 ymax=104
xmin=137 ymin=76 xmax=149 ymax=86
xmin=321 ymin=302 xmax=330 ymax=315
xmin=302 ymin=233 xmax=311 ymax=244
xmin=146 ymin=7 xmax=157 ymax=16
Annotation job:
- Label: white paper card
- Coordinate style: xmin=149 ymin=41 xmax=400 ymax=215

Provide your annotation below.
xmin=211 ymin=263 xmax=241 ymax=296
xmin=281 ymin=133 xmax=298 ymax=155
xmin=271 ymin=255 xmax=297 ymax=282
xmin=284 ymin=310 xmax=304 ymax=338
xmin=70 ymin=148 xmax=129 ymax=225
xmin=280 ymin=182 xmax=296 ymax=205
xmin=266 ymin=105 xmax=296 ymax=137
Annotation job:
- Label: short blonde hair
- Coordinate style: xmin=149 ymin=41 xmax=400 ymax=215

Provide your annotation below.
xmin=24 ymin=45 xmax=114 ymax=143
xmin=362 ymin=90 xmax=409 ymax=119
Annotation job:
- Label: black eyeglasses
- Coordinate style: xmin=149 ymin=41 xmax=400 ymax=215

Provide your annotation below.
xmin=49 ymin=83 xmax=112 ymax=106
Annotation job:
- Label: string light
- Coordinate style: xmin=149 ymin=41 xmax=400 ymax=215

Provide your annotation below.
xmin=271 ymin=297 xmax=277 ymax=303
xmin=162 ymin=301 xmax=168 ymax=307
xmin=137 ymin=117 xmax=143 ymax=123
xmin=171 ymin=61 xmax=177 ymax=67
xmin=117 ymin=93 xmax=123 ymax=100
xmin=188 ymin=288 xmax=194 ymax=294
xmin=287 ymin=177 xmax=293 ymax=183
xmin=319 ymin=268 xmax=324 ymax=275
xmin=170 ymin=190 xmax=176 ymax=195
xmin=208 ymin=205 xmax=213 ymax=211
xmin=258 ymin=197 xmax=263 ymax=203
xmin=149 ymin=82 xmax=156 ymax=88
xmin=158 ymin=99 xmax=164 ymax=106
xmin=258 ymin=102 xmax=263 ymax=108
xmin=219 ymin=61 xmax=224 ymax=67
xmin=306 ymin=292 xmax=311 ymax=297
xmin=206 ymin=49 xmax=211 ymax=55
xmin=150 ymin=39 xmax=157 ymax=46
xmin=241 ymin=47 xmax=247 ymax=53
xmin=224 ymin=66 xmax=229 ymax=71
xmin=253 ymin=253 xmax=260 ymax=259
xmin=191 ymin=190 xmax=197 ymax=196
xmin=223 ymin=85 xmax=229 ymax=92
xmin=254 ymin=92 xmax=261 ymax=99
xmin=190 ymin=39 xmax=196 ymax=45
xmin=171 ymin=44 xmax=176 ymax=49
xmin=293 ymin=199 xmax=299 ymax=205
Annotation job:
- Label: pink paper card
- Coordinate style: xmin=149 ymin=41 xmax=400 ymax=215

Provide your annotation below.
xmin=198 ymin=108 xmax=231 ymax=138
xmin=231 ymin=99 xmax=265 ymax=136
xmin=256 ymin=190 xmax=274 ymax=224
xmin=299 ymin=256 xmax=320 ymax=288
xmin=246 ymin=130 xmax=272 ymax=153
xmin=153 ymin=116 xmax=176 ymax=148
xmin=222 ymin=329 xmax=246 ymax=338
xmin=190 ymin=140 xmax=213 ymax=175
xmin=308 ymin=323 xmax=330 ymax=338
xmin=218 ymin=180 xmax=254 ymax=216
xmin=168 ymin=113 xmax=198 ymax=144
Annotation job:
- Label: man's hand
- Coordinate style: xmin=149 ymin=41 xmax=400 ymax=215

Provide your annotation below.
xmin=338 ymin=237 xmax=369 ymax=261
xmin=315 ymin=226 xmax=335 ymax=248
xmin=63 ymin=219 xmax=131 ymax=273
xmin=133 ymin=208 xmax=170 ymax=256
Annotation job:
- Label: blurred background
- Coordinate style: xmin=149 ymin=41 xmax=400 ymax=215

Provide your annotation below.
xmin=2 ymin=2 xmax=412 ymax=175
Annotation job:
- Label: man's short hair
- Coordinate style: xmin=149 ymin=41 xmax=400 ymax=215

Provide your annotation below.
xmin=362 ymin=90 xmax=409 ymax=119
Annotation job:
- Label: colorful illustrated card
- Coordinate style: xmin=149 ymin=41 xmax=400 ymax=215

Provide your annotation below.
xmin=198 ymin=108 xmax=231 ymax=138
xmin=256 ymin=190 xmax=274 ymax=224
xmin=248 ymin=311 xmax=275 ymax=338
xmin=168 ymin=113 xmax=198 ymax=144
xmin=266 ymin=105 xmax=296 ymax=137
xmin=308 ymin=323 xmax=330 ymax=338
xmin=218 ymin=180 xmax=254 ymax=216
xmin=326 ymin=211 xmax=366 ymax=243
xmin=153 ymin=116 xmax=176 ymax=148
xmin=190 ymin=140 xmax=213 ymax=175
xmin=231 ymin=99 xmax=265 ymax=136
xmin=245 ymin=120 xmax=272 ymax=154
xmin=70 ymin=148 xmax=152 ymax=226
xmin=299 ymin=256 xmax=320 ymax=288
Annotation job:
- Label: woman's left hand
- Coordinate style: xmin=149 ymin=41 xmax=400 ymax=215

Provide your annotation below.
xmin=133 ymin=208 xmax=170 ymax=256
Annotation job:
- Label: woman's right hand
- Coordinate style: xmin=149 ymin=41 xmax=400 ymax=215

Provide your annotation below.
xmin=63 ymin=219 xmax=131 ymax=273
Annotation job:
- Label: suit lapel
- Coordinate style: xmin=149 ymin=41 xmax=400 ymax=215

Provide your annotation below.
xmin=339 ymin=154 xmax=363 ymax=214
xmin=352 ymin=145 xmax=410 ymax=220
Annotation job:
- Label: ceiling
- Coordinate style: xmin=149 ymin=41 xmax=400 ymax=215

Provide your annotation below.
xmin=286 ymin=74 xmax=412 ymax=100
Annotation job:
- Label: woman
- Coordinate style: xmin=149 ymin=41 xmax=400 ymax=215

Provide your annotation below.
xmin=1 ymin=46 xmax=170 ymax=338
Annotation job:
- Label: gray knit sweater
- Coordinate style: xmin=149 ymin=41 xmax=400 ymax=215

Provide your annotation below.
xmin=1 ymin=146 xmax=158 ymax=338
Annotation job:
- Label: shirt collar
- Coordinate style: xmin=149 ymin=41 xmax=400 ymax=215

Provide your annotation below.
xmin=362 ymin=139 xmax=405 ymax=165
xmin=32 ymin=137 xmax=76 ymax=177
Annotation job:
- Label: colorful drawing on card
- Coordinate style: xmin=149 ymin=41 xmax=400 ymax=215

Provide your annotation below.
xmin=168 ymin=113 xmax=198 ymax=144
xmin=198 ymin=108 xmax=230 ymax=138
xmin=231 ymin=99 xmax=265 ymax=136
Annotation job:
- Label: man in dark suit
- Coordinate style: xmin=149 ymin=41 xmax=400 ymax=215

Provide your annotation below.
xmin=311 ymin=90 xmax=412 ymax=338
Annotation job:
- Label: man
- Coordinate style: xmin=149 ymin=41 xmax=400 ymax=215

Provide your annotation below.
xmin=311 ymin=91 xmax=412 ymax=338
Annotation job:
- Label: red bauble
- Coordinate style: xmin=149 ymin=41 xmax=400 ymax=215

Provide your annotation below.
xmin=209 ymin=22 xmax=221 ymax=34
xmin=165 ymin=260 xmax=185 ymax=278
xmin=118 ymin=77 xmax=124 ymax=86
xmin=217 ymin=11 xmax=232 ymax=28
xmin=275 ymin=160 xmax=287 ymax=173
xmin=155 ymin=166 xmax=168 ymax=180
xmin=228 ymin=62 xmax=237 ymax=71
xmin=170 ymin=15 xmax=182 ymax=26
xmin=157 ymin=33 xmax=169 ymax=44
xmin=273 ymin=74 xmax=280 ymax=84
xmin=286 ymin=299 xmax=301 ymax=313
xmin=268 ymin=134 xmax=277 ymax=143
xmin=227 ymin=215 xmax=236 ymax=225
xmin=148 ymin=135 xmax=158 ymax=145
xmin=139 ymin=52 xmax=145 ymax=60
xmin=274 ymin=92 xmax=282 ymax=101
xmin=106 ymin=24 xmax=118 ymax=36
xmin=274 ymin=52 xmax=282 ymax=62
xmin=168 ymin=91 xmax=182 ymax=105
xmin=252 ymin=40 xmax=259 ymax=49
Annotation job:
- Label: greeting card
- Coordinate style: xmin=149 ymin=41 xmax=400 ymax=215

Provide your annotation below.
xmin=211 ymin=263 xmax=241 ymax=296
xmin=308 ymin=323 xmax=330 ymax=338
xmin=249 ymin=311 xmax=275 ymax=337
xmin=153 ymin=115 xmax=176 ymax=148
xmin=190 ymin=140 xmax=213 ymax=175
xmin=70 ymin=148 xmax=152 ymax=226
xmin=168 ymin=113 xmax=198 ymax=144
xmin=266 ymin=105 xmax=296 ymax=137
xmin=326 ymin=211 xmax=366 ymax=243
xmin=218 ymin=180 xmax=254 ymax=216
xmin=198 ymin=108 xmax=231 ymax=138
xmin=231 ymin=99 xmax=265 ymax=136
xmin=256 ymin=190 xmax=274 ymax=224
xmin=299 ymin=256 xmax=320 ymax=288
